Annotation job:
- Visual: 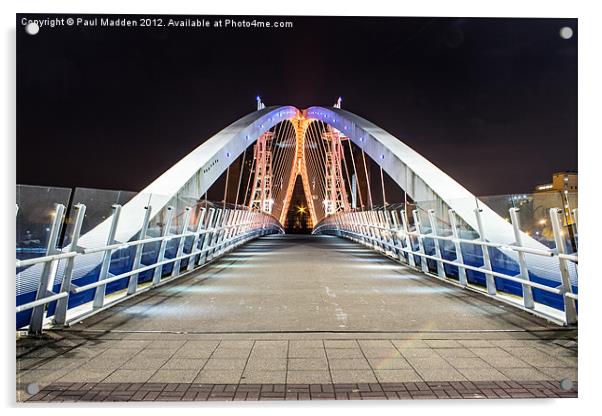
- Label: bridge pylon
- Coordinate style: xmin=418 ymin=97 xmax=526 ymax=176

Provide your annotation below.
xmin=322 ymin=126 xmax=350 ymax=216
xmin=248 ymin=131 xmax=274 ymax=214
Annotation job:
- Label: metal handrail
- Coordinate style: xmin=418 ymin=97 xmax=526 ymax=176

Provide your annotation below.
xmin=313 ymin=206 xmax=579 ymax=326
xmin=16 ymin=202 xmax=283 ymax=334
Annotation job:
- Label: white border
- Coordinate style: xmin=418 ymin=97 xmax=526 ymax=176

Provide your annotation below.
xmin=2 ymin=0 xmax=600 ymax=414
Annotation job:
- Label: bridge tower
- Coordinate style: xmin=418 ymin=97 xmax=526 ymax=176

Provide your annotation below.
xmin=322 ymin=126 xmax=350 ymax=215
xmin=248 ymin=131 xmax=274 ymax=214
xmin=279 ymin=112 xmax=318 ymax=227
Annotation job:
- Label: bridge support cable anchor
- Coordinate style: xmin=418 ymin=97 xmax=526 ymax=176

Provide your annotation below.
xmin=54 ymin=203 xmax=87 ymax=326
xmin=171 ymin=207 xmax=193 ymax=278
xmin=92 ymin=204 xmax=123 ymax=309
xmin=151 ymin=206 xmax=174 ymax=286
xmin=550 ymin=208 xmax=578 ymax=325
xmin=473 ymin=208 xmax=496 ymax=295
xmin=412 ymin=209 xmax=430 ymax=274
xmin=427 ymin=209 xmax=447 ymax=279
xmin=126 ymin=205 xmax=152 ymax=296
xmin=28 ymin=203 xmax=66 ymax=335
xmin=448 ymin=209 xmax=468 ymax=287
xmin=509 ymin=207 xmax=535 ymax=309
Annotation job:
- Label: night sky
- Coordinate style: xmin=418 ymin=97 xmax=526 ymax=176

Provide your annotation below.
xmin=16 ymin=15 xmax=577 ymax=197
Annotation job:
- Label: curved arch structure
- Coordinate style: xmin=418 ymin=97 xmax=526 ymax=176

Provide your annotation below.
xmin=17 ymin=104 xmax=571 ymax=308
xmin=306 ymin=106 xmax=569 ymax=283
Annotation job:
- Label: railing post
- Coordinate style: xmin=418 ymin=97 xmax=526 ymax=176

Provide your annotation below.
xmin=198 ymin=208 xmax=215 ymax=266
xmin=400 ymin=210 xmax=416 ymax=268
xmin=427 ymin=209 xmax=446 ymax=279
xmin=572 ymin=208 xmax=578 ymax=251
xmin=29 ymin=203 xmax=66 ymax=334
xmin=206 ymin=209 xmax=223 ymax=262
xmin=92 ymin=205 xmax=123 ymax=309
xmin=389 ymin=210 xmax=404 ymax=262
xmin=127 ymin=205 xmax=152 ymax=295
xmin=172 ymin=207 xmax=192 ymax=277
xmin=550 ymin=207 xmax=578 ymax=325
xmin=412 ymin=209 xmax=430 ymax=274
xmin=54 ymin=203 xmax=87 ymax=326
xmin=448 ymin=209 xmax=468 ymax=286
xmin=509 ymin=207 xmax=534 ymax=309
xmin=474 ymin=208 xmax=496 ymax=295
xmin=151 ymin=206 xmax=174 ymax=285
xmin=187 ymin=208 xmax=206 ymax=271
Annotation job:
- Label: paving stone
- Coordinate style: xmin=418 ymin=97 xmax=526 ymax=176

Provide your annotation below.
xmin=219 ymin=340 xmax=254 ymax=349
xmin=328 ymin=358 xmax=371 ymax=370
xmin=122 ymin=357 xmax=169 ymax=370
xmin=391 ymin=340 xmax=431 ymax=349
xmin=357 ymin=340 xmax=395 ymax=349
xmin=538 ymin=367 xmax=578 ymax=381
xmin=398 ymin=348 xmax=439 ymax=358
xmin=253 ymin=341 xmax=288 ymax=348
xmin=289 ymin=340 xmax=323 ymax=349
xmin=361 ymin=348 xmax=402 ymax=358
xmin=331 ymin=370 xmax=377 ymax=384
xmin=471 ymin=348 xmax=514 ymax=358
xmin=144 ymin=340 xmax=187 ymax=350
xmin=367 ymin=357 xmax=412 ymax=370
xmin=194 ymin=370 xmax=242 ymax=384
xmin=457 ymin=368 xmax=509 ymax=381
xmin=326 ymin=349 xmax=364 ymax=359
xmin=374 ymin=370 xmax=422 ymax=383
xmin=288 ymin=358 xmax=329 ymax=370
xmin=287 ymin=371 xmax=331 ymax=384
xmin=240 ymin=371 xmax=286 ymax=384
xmin=211 ymin=348 xmax=252 ymax=359
xmin=497 ymin=367 xmax=550 ymax=381
xmin=249 ymin=348 xmax=288 ymax=358
xmin=56 ymin=368 xmax=113 ymax=383
xmin=288 ymin=348 xmax=326 ymax=358
xmin=245 ymin=358 xmax=287 ymax=371
xmin=435 ymin=348 xmax=477 ymax=358
xmin=35 ymin=358 xmax=85 ymax=371
xmin=103 ymin=370 xmax=155 ymax=383
xmin=445 ymin=357 xmax=493 ymax=369
xmin=203 ymin=358 xmax=247 ymax=370
xmin=457 ymin=340 xmax=494 ymax=348
xmin=481 ymin=356 xmax=531 ymax=368
xmin=149 ymin=370 xmax=199 ymax=383
xmin=161 ymin=358 xmax=206 ymax=370
xmin=416 ymin=368 xmax=467 ymax=382
xmin=324 ymin=340 xmax=358 ymax=349
xmin=425 ymin=340 xmax=462 ymax=348
xmin=406 ymin=357 xmax=452 ymax=369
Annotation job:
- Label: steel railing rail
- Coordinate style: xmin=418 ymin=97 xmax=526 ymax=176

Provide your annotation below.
xmin=16 ymin=203 xmax=284 ymax=334
xmin=313 ymin=206 xmax=578 ymax=326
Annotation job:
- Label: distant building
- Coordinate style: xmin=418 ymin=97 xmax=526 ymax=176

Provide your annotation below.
xmin=533 ymin=171 xmax=577 ymax=229
xmin=534 ymin=171 xmax=578 ymax=194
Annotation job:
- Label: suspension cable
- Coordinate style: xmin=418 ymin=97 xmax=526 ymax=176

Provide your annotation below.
xmin=346 ymin=139 xmax=364 ymax=209
xmin=361 ymin=149 xmax=374 ymax=209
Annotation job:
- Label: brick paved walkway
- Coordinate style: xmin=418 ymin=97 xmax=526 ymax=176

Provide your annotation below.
xmin=25 ymin=380 xmax=577 ymax=402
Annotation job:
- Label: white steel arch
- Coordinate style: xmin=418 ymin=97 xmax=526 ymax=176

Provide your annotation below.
xmin=306 ymin=106 xmax=568 ymax=283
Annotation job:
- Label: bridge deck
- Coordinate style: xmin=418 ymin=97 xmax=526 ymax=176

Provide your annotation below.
xmin=78 ymin=234 xmax=553 ymax=333
xmin=16 ymin=235 xmax=577 ymax=401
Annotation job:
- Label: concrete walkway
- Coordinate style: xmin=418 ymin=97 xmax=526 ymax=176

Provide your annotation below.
xmin=16 ymin=235 xmax=578 ymax=401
